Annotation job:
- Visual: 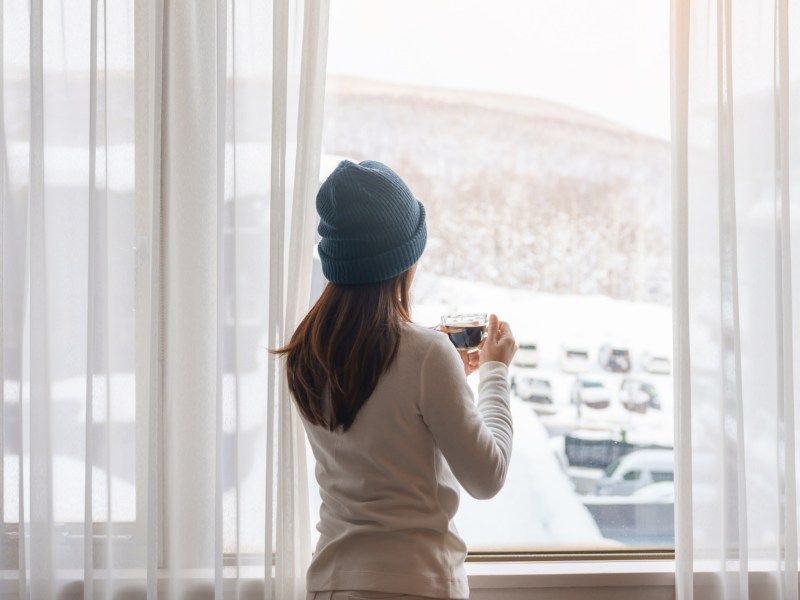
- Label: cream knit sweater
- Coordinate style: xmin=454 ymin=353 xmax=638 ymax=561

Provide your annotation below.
xmin=302 ymin=322 xmax=513 ymax=599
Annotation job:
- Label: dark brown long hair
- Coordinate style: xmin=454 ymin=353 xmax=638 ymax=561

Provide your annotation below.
xmin=273 ymin=269 xmax=414 ymax=431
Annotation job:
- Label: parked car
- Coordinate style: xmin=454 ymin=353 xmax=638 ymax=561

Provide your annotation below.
xmin=641 ymin=352 xmax=671 ymax=375
xmin=631 ymin=481 xmax=674 ymax=503
xmin=619 ymin=378 xmax=661 ymax=411
xmin=570 ymin=378 xmax=611 ymax=410
xmin=599 ymin=343 xmax=632 ymax=373
xmin=593 ymin=449 xmax=674 ymax=496
xmin=514 ymin=342 xmax=539 ymax=368
xmin=559 ymin=344 xmax=591 ymax=373
xmin=515 ymin=375 xmax=553 ymax=405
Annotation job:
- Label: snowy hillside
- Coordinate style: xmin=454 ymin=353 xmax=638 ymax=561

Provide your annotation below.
xmin=322 ymin=76 xmax=671 ymax=304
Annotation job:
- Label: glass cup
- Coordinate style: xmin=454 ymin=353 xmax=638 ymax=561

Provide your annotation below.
xmin=440 ymin=313 xmax=488 ymax=353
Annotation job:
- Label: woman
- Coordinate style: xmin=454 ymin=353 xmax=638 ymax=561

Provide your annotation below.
xmin=277 ymin=159 xmax=516 ymax=600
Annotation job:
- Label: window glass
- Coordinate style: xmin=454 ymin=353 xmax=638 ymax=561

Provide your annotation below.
xmin=317 ymin=0 xmax=672 ymax=551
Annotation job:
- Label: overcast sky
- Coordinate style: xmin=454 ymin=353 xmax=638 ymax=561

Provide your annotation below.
xmin=327 ymin=0 xmax=670 ymax=139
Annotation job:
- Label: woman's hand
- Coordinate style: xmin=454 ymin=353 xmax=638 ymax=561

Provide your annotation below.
xmin=479 ymin=314 xmax=517 ymax=366
xmin=457 ymin=347 xmax=481 ymax=376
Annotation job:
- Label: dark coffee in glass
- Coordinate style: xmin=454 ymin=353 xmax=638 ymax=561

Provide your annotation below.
xmin=440 ymin=313 xmax=488 ymax=352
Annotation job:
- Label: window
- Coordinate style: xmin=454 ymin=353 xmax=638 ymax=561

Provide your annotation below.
xmin=623 ymin=470 xmax=642 ymax=481
xmin=317 ymin=0 xmax=672 ymax=553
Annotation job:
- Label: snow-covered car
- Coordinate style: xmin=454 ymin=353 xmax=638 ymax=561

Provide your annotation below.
xmin=641 ymin=352 xmax=671 ymax=375
xmin=631 ymin=481 xmax=674 ymax=503
xmin=559 ymin=344 xmax=591 ymax=373
xmin=599 ymin=343 xmax=632 ymax=373
xmin=593 ymin=449 xmax=674 ymax=496
xmin=515 ymin=376 xmax=553 ymax=405
xmin=619 ymin=378 xmax=661 ymax=411
xmin=570 ymin=378 xmax=611 ymax=410
xmin=514 ymin=342 xmax=539 ymax=368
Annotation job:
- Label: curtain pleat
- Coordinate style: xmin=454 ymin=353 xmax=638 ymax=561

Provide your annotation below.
xmin=774 ymin=0 xmax=797 ymax=596
xmin=715 ymin=0 xmax=749 ymax=595
xmin=275 ymin=2 xmax=329 ymax=597
xmin=84 ymin=0 xmax=99 ymax=595
xmin=226 ymin=0 xmax=243 ymax=596
xmin=266 ymin=0 xmax=289 ymax=597
xmin=28 ymin=0 xmax=51 ymax=596
xmin=671 ymin=0 xmax=693 ymax=594
xmin=162 ymin=1 xmax=221 ymax=594
xmin=140 ymin=1 xmax=164 ymax=595
xmin=215 ymin=1 xmax=228 ymax=598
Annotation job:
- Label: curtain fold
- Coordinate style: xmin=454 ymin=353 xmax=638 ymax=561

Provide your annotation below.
xmin=0 ymin=1 xmax=329 ymax=597
xmin=672 ymin=0 xmax=800 ymax=598
xmin=671 ymin=0 xmax=693 ymax=597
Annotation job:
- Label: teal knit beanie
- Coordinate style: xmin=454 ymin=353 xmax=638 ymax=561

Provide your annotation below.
xmin=316 ymin=160 xmax=427 ymax=285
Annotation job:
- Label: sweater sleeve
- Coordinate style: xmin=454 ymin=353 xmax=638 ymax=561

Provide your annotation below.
xmin=419 ymin=335 xmax=513 ymax=500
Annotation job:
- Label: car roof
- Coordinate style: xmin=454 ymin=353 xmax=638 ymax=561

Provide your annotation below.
xmin=602 ymin=339 xmax=629 ymax=348
xmin=521 ymin=377 xmax=550 ymax=385
xmin=561 ymin=343 xmax=590 ymax=351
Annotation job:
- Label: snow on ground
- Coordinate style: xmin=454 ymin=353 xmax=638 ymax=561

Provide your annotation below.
xmin=455 ymin=394 xmax=604 ymax=550
xmin=410 ymin=270 xmax=672 ymax=360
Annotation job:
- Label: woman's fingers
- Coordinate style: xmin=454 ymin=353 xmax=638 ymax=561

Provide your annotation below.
xmin=480 ymin=315 xmax=516 ymax=365
xmin=496 ymin=322 xmax=513 ymax=347
xmin=457 ymin=348 xmax=480 ymax=376
xmin=486 ymin=313 xmax=499 ymax=342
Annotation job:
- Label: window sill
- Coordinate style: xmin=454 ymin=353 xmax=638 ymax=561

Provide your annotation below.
xmin=1 ymin=560 xmax=793 ymax=599
xmin=466 ymin=559 xmax=675 ymax=589
xmin=0 ymin=560 xmax=677 ymax=598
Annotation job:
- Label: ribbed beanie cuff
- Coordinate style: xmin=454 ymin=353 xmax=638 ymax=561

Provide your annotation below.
xmin=319 ymin=202 xmax=427 ymax=284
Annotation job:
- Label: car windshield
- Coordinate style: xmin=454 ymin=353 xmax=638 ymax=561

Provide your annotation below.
xmin=604 ymin=457 xmax=622 ymax=477
xmin=583 ymin=381 xmax=603 ymax=388
xmin=612 ymin=349 xmax=629 ymax=356
xmin=567 ymin=351 xmax=588 ymax=358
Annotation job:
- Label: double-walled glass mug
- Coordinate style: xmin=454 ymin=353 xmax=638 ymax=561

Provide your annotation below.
xmin=440 ymin=313 xmax=488 ymax=353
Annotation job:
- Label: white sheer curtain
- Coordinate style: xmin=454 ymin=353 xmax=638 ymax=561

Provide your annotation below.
xmin=0 ymin=1 xmax=328 ymax=597
xmin=672 ymin=0 xmax=799 ymax=598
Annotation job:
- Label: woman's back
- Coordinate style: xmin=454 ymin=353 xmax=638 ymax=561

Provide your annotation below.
xmin=278 ymin=159 xmax=517 ymax=600
xmin=304 ymin=322 xmax=512 ymax=599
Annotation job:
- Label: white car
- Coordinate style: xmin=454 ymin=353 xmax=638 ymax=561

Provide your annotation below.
xmin=559 ymin=344 xmax=591 ymax=373
xmin=619 ymin=378 xmax=661 ymax=412
xmin=593 ymin=449 xmax=674 ymax=496
xmin=641 ymin=352 xmax=671 ymax=375
xmin=515 ymin=375 xmax=553 ymax=405
xmin=632 ymin=481 xmax=674 ymax=503
xmin=514 ymin=342 xmax=539 ymax=368
xmin=570 ymin=378 xmax=611 ymax=410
